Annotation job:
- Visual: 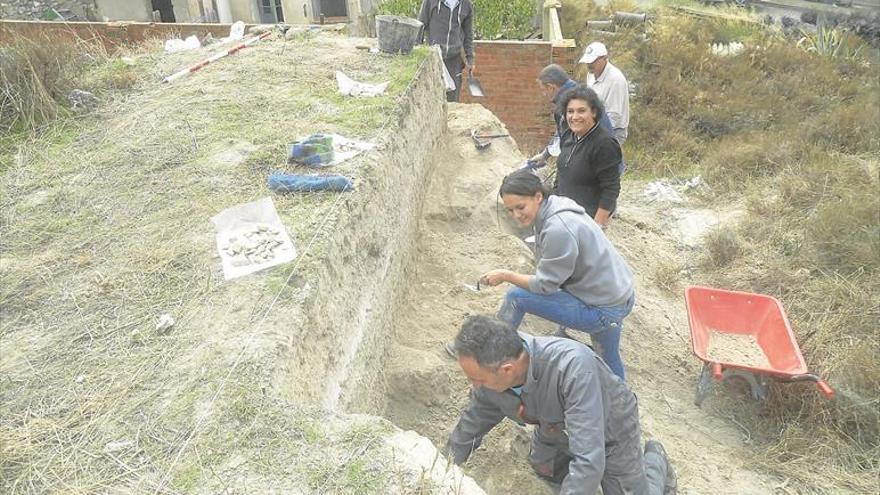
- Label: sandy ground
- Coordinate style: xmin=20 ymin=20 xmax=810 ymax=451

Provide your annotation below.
xmin=708 ymin=332 xmax=771 ymax=368
xmin=383 ymin=103 xmax=785 ymax=494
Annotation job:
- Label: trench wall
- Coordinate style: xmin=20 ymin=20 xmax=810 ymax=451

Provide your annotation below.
xmin=278 ymin=51 xmax=448 ymax=413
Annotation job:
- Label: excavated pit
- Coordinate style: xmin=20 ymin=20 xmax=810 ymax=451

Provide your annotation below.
xmin=379 ymin=104 xmax=557 ymax=493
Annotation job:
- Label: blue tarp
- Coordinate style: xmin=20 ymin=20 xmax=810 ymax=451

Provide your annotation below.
xmin=267 ymin=173 xmax=354 ymax=193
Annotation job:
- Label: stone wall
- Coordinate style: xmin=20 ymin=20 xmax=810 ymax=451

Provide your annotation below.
xmin=0 ymin=0 xmax=194 ymax=22
xmin=0 ymin=0 xmax=94 ymax=20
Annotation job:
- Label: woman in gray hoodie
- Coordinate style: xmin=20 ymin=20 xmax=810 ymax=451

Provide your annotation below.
xmin=479 ymin=170 xmax=635 ymax=380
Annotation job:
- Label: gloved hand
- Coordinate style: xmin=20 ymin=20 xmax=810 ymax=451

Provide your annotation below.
xmin=521 ymin=159 xmax=545 ymax=170
xmin=522 ymin=152 xmax=547 ymax=169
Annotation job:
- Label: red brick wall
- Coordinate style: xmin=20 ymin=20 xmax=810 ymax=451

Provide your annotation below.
xmin=460 ymin=40 xmax=579 ymax=154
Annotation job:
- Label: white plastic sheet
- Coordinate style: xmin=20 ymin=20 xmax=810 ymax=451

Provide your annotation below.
xmin=211 ymin=198 xmax=297 ymax=280
xmin=165 ymin=35 xmax=201 ymax=53
xmin=643 ymin=181 xmax=685 ymax=203
xmin=335 ymin=71 xmax=390 ymax=97
xmin=643 ymin=176 xmax=703 ymax=204
xmin=711 ymin=42 xmax=745 ymax=57
xmin=229 ymin=21 xmax=245 ymax=40
xmin=436 ymin=45 xmax=456 ymax=91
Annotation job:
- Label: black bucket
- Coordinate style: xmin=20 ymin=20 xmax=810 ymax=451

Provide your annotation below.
xmin=376 ymin=15 xmax=423 ymax=55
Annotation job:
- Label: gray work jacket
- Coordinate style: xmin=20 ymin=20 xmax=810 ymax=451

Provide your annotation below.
xmin=447 ymin=334 xmax=640 ymax=494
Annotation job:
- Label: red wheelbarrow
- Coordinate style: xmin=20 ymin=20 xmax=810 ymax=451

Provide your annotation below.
xmin=685 ymin=286 xmax=834 ymax=406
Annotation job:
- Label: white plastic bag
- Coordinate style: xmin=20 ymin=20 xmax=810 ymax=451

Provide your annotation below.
xmin=229 ymin=21 xmax=245 ymax=40
xmin=164 ymin=35 xmax=201 ymax=53
xmin=547 ymin=135 xmax=561 ymax=157
xmin=335 ymin=71 xmax=390 ymax=97
xmin=435 ymin=46 xmax=456 ymax=91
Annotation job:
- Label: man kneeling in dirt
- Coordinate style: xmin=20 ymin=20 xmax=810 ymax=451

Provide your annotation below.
xmin=447 ymin=315 xmax=676 ymax=494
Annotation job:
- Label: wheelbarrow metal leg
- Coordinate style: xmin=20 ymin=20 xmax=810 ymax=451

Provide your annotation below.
xmin=695 ymin=363 xmax=769 ymax=406
xmin=695 ymin=362 xmax=715 ymax=406
xmin=723 ymin=369 xmax=769 ymax=401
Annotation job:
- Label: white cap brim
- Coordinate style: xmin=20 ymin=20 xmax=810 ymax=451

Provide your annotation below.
xmin=579 ymin=53 xmax=599 ymax=64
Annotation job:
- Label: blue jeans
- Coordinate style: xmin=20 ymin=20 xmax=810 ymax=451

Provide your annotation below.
xmin=497 ymin=287 xmax=634 ymax=380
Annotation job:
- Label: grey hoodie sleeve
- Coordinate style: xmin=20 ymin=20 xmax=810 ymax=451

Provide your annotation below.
xmin=559 ymin=356 xmax=606 ymax=494
xmin=417 ymin=0 xmax=432 ymax=44
xmin=528 ymin=220 xmax=578 ymax=294
xmin=446 ymin=389 xmax=505 ymax=464
xmin=462 ymin=2 xmax=474 ymax=65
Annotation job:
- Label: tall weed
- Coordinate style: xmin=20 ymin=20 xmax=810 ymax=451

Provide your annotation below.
xmin=0 ymin=33 xmax=84 ymax=132
xmin=0 ymin=32 xmax=133 ymax=133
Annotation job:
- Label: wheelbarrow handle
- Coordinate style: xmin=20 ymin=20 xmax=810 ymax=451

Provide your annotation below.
xmin=816 ymin=380 xmax=835 ymax=399
xmin=785 ymin=373 xmax=835 ymax=399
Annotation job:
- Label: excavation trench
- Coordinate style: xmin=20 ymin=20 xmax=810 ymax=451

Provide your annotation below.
xmin=367 ymin=104 xmax=785 ymax=494
xmin=379 ymin=104 xmax=557 ymax=494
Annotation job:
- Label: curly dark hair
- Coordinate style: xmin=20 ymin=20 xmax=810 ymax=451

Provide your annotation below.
xmin=453 ymin=315 xmax=523 ymax=370
xmin=556 ymin=83 xmax=604 ymax=122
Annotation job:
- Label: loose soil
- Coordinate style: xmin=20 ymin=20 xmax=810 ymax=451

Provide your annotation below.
xmin=383 ymin=103 xmax=786 ymax=494
xmin=708 ymin=332 xmax=771 ymax=368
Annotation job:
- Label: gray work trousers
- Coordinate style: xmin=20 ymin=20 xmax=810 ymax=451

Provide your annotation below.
xmin=528 ymin=406 xmax=666 ymax=494
xmin=443 ymin=55 xmax=464 ymax=102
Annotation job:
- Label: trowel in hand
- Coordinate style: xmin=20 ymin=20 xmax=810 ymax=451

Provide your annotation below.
xmin=467 ymin=69 xmax=485 ymax=97
xmin=462 ymin=280 xmax=481 ymax=292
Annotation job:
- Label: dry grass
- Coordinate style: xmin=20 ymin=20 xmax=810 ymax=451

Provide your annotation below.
xmin=0 ymin=32 xmax=144 ymax=135
xmin=613 ymin=7 xmax=880 ymax=492
xmin=650 ymin=257 xmax=682 ymax=293
xmin=1 ymin=33 xmax=431 ymax=493
xmin=702 ymin=226 xmax=742 ymax=268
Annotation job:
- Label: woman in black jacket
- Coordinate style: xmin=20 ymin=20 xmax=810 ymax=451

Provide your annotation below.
xmin=554 ymin=85 xmax=623 ymax=228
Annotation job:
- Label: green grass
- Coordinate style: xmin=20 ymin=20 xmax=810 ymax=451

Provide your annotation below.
xmin=341 ymin=458 xmax=387 ymax=493
xmin=377 ymin=0 xmax=535 ymax=39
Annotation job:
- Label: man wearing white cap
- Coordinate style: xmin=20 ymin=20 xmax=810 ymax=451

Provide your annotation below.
xmin=580 ymin=42 xmax=630 ymax=146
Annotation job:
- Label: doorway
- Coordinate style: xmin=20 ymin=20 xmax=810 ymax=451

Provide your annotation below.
xmin=151 ymin=0 xmax=176 ymax=22
xmin=259 ymin=0 xmax=284 ymax=23
xmin=314 ymin=0 xmax=347 ymax=18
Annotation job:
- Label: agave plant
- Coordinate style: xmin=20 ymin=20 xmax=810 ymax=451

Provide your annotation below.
xmin=797 ymin=18 xmax=865 ymax=59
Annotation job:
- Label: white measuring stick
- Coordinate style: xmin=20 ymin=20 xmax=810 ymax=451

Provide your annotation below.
xmin=162 ymin=30 xmax=272 ymax=83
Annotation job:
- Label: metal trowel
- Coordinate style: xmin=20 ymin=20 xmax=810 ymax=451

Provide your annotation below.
xmin=467 ymin=69 xmax=485 ymax=97
xmin=462 ymin=280 xmax=481 ymax=292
